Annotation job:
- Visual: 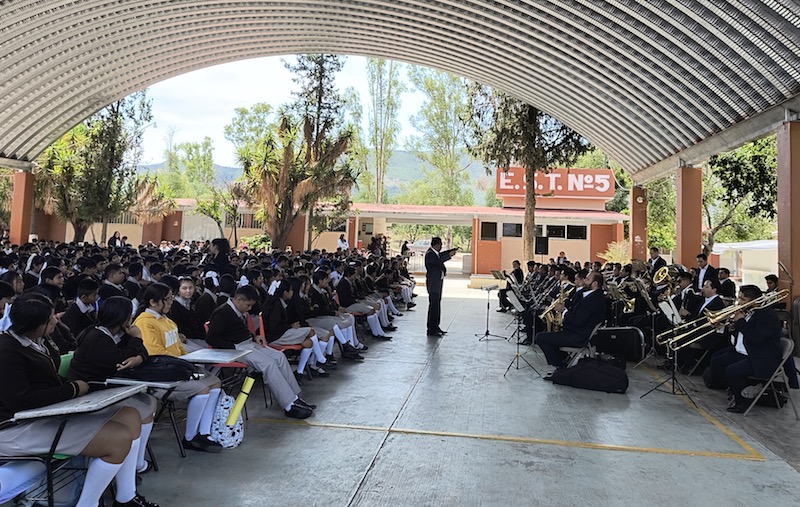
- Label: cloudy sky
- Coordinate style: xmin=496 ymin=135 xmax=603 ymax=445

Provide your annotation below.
xmin=140 ymin=55 xmax=425 ymax=167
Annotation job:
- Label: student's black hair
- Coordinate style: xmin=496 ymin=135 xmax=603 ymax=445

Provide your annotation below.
xmin=10 ymin=292 xmax=54 ymax=335
xmin=127 ymin=262 xmax=143 ymax=278
xmin=344 ymin=266 xmax=356 ymax=277
xmin=312 ymin=270 xmax=328 ymax=285
xmin=149 ymin=263 xmax=166 ymax=276
xmin=32 ymin=283 xmax=61 ymax=302
xmin=218 ymin=274 xmax=237 ymax=294
xmin=0 ymin=271 xmax=21 ymax=286
xmin=234 ymin=285 xmax=260 ymax=302
xmin=77 ymin=278 xmax=100 ymax=299
xmin=98 ymin=296 xmax=133 ymax=329
xmin=136 ymin=282 xmax=172 ymax=317
xmin=272 ymin=279 xmax=293 ymax=300
xmin=40 ymin=266 xmax=62 ymax=284
xmin=0 ymin=281 xmax=14 ymax=299
xmin=160 ymin=275 xmax=180 ymax=293
xmin=103 ymin=263 xmax=123 ymax=279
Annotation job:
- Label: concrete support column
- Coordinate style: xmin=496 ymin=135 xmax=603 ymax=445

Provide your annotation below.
xmin=675 ymin=166 xmax=703 ymax=266
xmin=629 ymin=185 xmax=647 ymax=260
xmin=777 ymin=121 xmax=800 ymax=303
xmin=9 ymin=171 xmax=35 ymax=245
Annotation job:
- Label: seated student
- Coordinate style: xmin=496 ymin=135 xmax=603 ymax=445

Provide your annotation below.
xmin=32 ymin=266 xmax=68 ymax=312
xmin=99 ymin=263 xmax=130 ymax=301
xmin=0 ymin=293 xmax=160 ymax=507
xmin=206 ymin=285 xmax=314 ymax=419
xmin=706 ymin=285 xmax=784 ymax=413
xmin=307 ymin=271 xmax=364 ymax=359
xmin=537 ymin=272 xmax=607 ymax=378
xmin=124 ymin=262 xmax=145 ymax=303
xmin=61 ymin=277 xmax=100 ymax=337
xmin=194 ymin=275 xmax=218 ymax=326
xmin=63 ymin=257 xmax=98 ymax=301
xmin=68 ymin=296 xmax=158 ymax=474
xmin=22 ymin=254 xmax=45 ymax=290
xmin=336 ymin=266 xmax=391 ymax=339
xmin=286 ymin=277 xmax=337 ymax=375
xmin=133 ymin=283 xmax=223 ymax=453
xmin=265 ymin=280 xmax=329 ymax=380
xmin=164 ymin=276 xmax=208 ymax=349
xmin=215 ymin=274 xmax=237 ymax=308
xmin=0 ymin=281 xmax=14 ymax=332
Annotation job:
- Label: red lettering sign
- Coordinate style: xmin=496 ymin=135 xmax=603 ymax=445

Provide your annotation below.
xmin=495 ymin=168 xmax=616 ymax=199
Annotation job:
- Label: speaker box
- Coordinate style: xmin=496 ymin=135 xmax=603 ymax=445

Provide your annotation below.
xmin=534 ymin=236 xmax=549 ymax=255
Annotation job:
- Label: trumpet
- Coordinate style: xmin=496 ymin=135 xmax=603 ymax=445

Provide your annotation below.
xmin=665 ymin=289 xmax=788 ymax=351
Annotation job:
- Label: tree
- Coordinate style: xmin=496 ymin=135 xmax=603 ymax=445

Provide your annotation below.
xmin=223 ymin=103 xmax=275 ymax=151
xmin=405 ymin=66 xmax=474 ymax=247
xmin=703 ymin=137 xmax=777 ymax=253
xmin=644 ymin=176 xmax=677 ymax=252
xmin=129 ymin=175 xmax=177 ymax=226
xmin=0 ymin=169 xmax=12 ymax=229
xmin=81 ymin=91 xmax=152 ymax=242
xmin=367 ymin=58 xmax=406 ymax=203
xmin=465 ymin=83 xmax=590 ymax=260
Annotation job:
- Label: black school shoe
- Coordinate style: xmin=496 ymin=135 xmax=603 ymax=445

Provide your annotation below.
xmin=285 ymin=404 xmax=313 ymax=419
xmin=113 ymin=494 xmax=160 ymax=507
xmin=182 ymin=435 xmax=222 ymax=453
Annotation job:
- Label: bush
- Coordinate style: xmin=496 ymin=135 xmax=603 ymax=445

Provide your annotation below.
xmin=240 ymin=234 xmax=271 ymax=253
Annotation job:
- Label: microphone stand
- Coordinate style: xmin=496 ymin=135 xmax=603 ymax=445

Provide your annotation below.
xmin=476 ymin=286 xmax=506 ymax=341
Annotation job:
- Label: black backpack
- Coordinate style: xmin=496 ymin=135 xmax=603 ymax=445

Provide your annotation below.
xmin=115 ymin=355 xmax=196 ymax=382
xmin=551 ymin=357 xmax=629 ymax=394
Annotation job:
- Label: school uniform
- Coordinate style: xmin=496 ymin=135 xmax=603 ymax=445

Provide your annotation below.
xmin=60 ymin=299 xmax=97 ymax=337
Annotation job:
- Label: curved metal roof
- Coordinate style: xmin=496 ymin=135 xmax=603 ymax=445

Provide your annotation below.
xmin=2 ymin=1 xmax=800 ymax=181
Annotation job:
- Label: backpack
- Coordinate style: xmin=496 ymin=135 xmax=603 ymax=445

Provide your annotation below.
xmin=114 ymin=355 xmax=195 ymax=382
xmin=551 ymin=357 xmax=629 ymax=394
xmin=210 ymin=393 xmax=244 ymax=449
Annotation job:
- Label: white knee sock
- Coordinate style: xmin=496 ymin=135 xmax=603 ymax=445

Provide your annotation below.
xmin=75 ymin=458 xmax=122 ymax=507
xmin=136 ymin=422 xmax=153 ymax=471
xmin=199 ymin=388 xmax=221 ymax=436
xmin=385 ymin=296 xmax=400 ymax=314
xmin=323 ymin=336 xmax=334 ymax=355
xmin=185 ymin=393 xmax=209 ymax=440
xmin=367 ymin=314 xmax=383 ymax=335
xmin=333 ymin=325 xmax=348 ymax=344
xmin=377 ymin=304 xmax=390 ymax=327
xmin=402 ymin=286 xmax=412 ymax=303
xmin=115 ymin=437 xmax=139 ymax=503
xmin=297 ymin=348 xmax=313 ymax=374
xmin=309 ymin=335 xmax=327 ymax=363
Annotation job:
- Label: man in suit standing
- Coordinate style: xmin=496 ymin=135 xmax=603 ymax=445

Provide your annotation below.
xmin=537 ymin=271 xmax=607 ymax=377
xmin=425 ymin=237 xmax=457 ymax=337
xmin=694 ymin=253 xmax=718 ymax=291
xmin=648 ymin=247 xmax=667 ymax=274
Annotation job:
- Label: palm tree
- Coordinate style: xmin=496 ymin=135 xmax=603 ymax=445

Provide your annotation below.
xmin=130 ymin=175 xmax=176 ymax=226
xmin=241 ymin=114 xmax=356 ymax=251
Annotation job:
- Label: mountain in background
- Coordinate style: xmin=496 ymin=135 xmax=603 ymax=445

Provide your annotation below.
xmin=139 ymin=150 xmax=494 ymax=202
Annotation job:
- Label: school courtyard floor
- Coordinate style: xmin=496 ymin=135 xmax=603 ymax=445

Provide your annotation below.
xmin=139 ymin=275 xmax=800 ymax=506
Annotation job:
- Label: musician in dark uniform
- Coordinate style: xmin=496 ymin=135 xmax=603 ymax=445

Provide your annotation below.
xmin=538 ymin=272 xmax=606 ymax=377
xmin=496 ymin=260 xmax=524 ymax=313
xmin=706 ymin=285 xmax=783 ymax=412
xmin=694 ymin=253 xmax=718 ymax=291
xmin=648 ymin=247 xmax=667 ymax=274
xmin=424 ymin=237 xmax=457 ymax=337
xmin=717 ymin=268 xmax=736 ymax=300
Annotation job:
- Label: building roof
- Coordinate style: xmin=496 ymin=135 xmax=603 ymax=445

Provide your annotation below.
xmin=2 ymin=2 xmax=800 ymax=181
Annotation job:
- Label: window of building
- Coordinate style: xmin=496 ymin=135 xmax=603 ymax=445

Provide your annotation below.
xmin=567 ymin=225 xmax=587 ymax=240
xmin=502 ymin=223 xmax=523 ymax=237
xmin=481 ymin=222 xmax=498 ymax=241
xmin=546 ymin=225 xmax=566 ymax=238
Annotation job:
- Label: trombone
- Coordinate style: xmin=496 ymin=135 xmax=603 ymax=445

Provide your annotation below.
xmin=664 ymin=289 xmax=788 ymax=351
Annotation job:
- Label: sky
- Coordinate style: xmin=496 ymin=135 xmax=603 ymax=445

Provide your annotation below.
xmin=140 ymin=55 xmax=425 ymax=167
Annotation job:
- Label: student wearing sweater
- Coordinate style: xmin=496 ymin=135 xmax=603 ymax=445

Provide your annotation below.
xmin=69 ymin=296 xmax=158 ymax=474
xmin=0 ymin=293 xmax=160 ymax=507
xmin=133 ymin=283 xmax=222 ymax=453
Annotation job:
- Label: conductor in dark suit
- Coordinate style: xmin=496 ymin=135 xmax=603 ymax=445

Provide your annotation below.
xmin=706 ymin=285 xmax=783 ymax=412
xmin=537 ymin=271 xmax=607 ymax=375
xmin=425 ymin=237 xmax=457 ymax=337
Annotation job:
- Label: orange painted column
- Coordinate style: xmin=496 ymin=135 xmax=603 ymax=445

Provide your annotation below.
xmin=629 ymin=185 xmax=647 ymax=260
xmin=675 ymin=166 xmax=703 ymax=266
xmin=777 ymin=121 xmax=800 ymax=303
xmin=9 ymin=171 xmax=35 ymax=245
xmin=471 ymin=217 xmax=479 ymax=274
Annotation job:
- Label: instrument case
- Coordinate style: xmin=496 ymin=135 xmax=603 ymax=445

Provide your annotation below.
xmin=591 ymin=326 xmax=646 ymax=361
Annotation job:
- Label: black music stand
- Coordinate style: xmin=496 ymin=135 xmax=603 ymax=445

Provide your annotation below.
xmin=640 ymin=348 xmax=697 ymax=406
xmin=504 ymin=295 xmax=540 ymax=376
xmin=476 ymin=285 xmax=506 ymax=341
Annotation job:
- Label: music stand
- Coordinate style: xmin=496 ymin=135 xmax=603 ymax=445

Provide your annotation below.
xmin=475 ymin=285 xmax=506 ymax=341
xmin=640 ymin=348 xmax=697 ymax=407
xmin=504 ymin=293 xmax=540 ymax=376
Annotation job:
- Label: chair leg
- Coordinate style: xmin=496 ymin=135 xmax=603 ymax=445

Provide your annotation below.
xmin=167 ymin=402 xmax=186 ymax=457
xmin=146 ymin=443 xmax=159 ymax=472
xmin=743 ymin=382 xmax=772 ymax=417
xmin=782 ymin=373 xmax=800 ymax=420
xmin=687 ymin=350 xmax=709 ymax=376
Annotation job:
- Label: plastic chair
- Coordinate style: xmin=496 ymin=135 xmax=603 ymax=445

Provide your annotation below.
xmin=743 ymin=337 xmax=800 ymax=419
xmin=204 ymin=321 xmax=269 ymax=409
xmin=57 ymin=353 xmax=73 ymax=378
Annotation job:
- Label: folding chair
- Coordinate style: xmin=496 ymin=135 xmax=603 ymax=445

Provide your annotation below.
xmin=560 ymin=323 xmax=603 ymax=368
xmin=743 ymin=337 xmax=800 ymax=419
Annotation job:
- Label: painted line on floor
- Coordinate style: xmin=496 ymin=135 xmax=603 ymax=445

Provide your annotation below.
xmin=640 ymin=365 xmax=763 ymax=460
xmin=249 ymin=417 xmax=764 ymax=461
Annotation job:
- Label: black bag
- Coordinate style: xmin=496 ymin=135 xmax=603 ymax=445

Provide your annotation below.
xmin=597 ymin=353 xmax=627 ymax=370
xmin=551 ymin=357 xmax=629 ymax=394
xmin=591 ymin=326 xmax=646 ymax=361
xmin=115 ymin=355 xmax=195 ymax=382
xmin=754 ymin=383 xmax=788 ymax=408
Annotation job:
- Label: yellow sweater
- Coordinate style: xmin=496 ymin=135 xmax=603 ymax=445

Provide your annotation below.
xmin=134 ymin=310 xmax=186 ymax=357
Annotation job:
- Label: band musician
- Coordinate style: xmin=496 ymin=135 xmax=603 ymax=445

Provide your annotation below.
xmin=496 ymin=260 xmax=524 ymax=313
xmin=648 ymin=247 xmax=667 ymax=274
xmin=706 ymin=285 xmax=782 ymax=413
xmin=537 ymin=271 xmax=606 ymax=379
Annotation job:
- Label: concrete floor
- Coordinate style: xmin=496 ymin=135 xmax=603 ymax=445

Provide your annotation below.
xmin=136 ymin=277 xmax=800 ymax=506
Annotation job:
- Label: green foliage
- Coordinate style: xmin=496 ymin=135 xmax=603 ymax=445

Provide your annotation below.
xmin=574 ymin=148 xmax=630 ymax=214
xmin=158 ymin=136 xmax=216 ymax=198
xmin=223 ymin=103 xmax=275 ymax=150
xmin=367 ymin=58 xmax=406 ymax=203
xmin=484 ymin=184 xmax=502 ymax=207
xmin=597 ymin=240 xmax=631 ymax=264
xmin=645 ymin=176 xmax=676 ymax=252
xmin=390 ymin=223 xmax=472 ymax=250
xmin=240 ymin=234 xmax=272 ymax=253
xmin=0 ymin=169 xmax=12 ymax=228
